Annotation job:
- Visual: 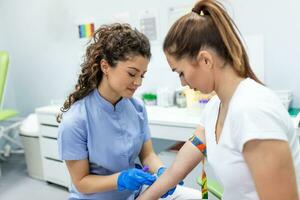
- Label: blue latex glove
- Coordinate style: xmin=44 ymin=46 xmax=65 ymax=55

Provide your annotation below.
xmin=117 ymin=168 xmax=156 ymax=191
xmin=157 ymin=167 xmax=184 ymax=198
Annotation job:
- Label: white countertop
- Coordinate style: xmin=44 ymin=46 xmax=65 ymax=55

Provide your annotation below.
xmin=146 ymin=106 xmax=201 ymax=128
xmin=35 ymin=105 xmax=60 ymax=115
xmin=35 ymin=105 xmax=300 ymax=138
xmin=35 ymin=105 xmax=202 ymax=127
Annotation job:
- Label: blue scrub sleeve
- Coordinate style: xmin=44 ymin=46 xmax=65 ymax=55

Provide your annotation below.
xmin=142 ymin=104 xmax=151 ymax=142
xmin=58 ymin=116 xmax=88 ymax=160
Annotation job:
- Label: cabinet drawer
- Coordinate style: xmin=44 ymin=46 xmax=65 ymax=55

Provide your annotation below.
xmin=40 ymin=125 xmax=58 ymax=138
xmin=37 ymin=113 xmax=59 ymax=126
xmin=43 ymin=158 xmax=70 ymax=188
xmin=149 ymin=124 xmax=195 ymax=141
xmin=41 ymin=137 xmax=59 ymax=160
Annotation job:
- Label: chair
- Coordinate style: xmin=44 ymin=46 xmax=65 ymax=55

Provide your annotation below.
xmin=197 ymin=176 xmax=224 ymax=200
xmin=0 ymin=51 xmax=22 ymax=176
xmin=0 ymin=51 xmax=17 ymax=117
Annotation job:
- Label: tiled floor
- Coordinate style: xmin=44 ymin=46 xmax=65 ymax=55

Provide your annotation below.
xmin=0 ymin=154 xmax=69 ymax=200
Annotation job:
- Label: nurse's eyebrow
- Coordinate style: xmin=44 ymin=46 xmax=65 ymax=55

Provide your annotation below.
xmin=128 ymin=67 xmax=147 ymax=74
xmin=128 ymin=67 xmax=140 ymax=72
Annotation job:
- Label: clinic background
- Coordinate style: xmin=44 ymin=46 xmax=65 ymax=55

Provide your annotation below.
xmin=1 ymin=0 xmax=300 ymax=115
xmin=0 ymin=0 xmax=300 ymax=199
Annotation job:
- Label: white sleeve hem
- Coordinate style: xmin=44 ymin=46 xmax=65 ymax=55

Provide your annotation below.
xmin=239 ymin=131 xmax=288 ymax=152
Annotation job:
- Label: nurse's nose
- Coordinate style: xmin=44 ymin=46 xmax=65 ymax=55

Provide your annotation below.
xmin=134 ymin=77 xmax=142 ymax=87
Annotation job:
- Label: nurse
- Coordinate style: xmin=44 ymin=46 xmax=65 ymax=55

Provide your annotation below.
xmin=137 ymin=0 xmax=300 ymax=200
xmin=57 ymin=23 xmax=201 ymax=200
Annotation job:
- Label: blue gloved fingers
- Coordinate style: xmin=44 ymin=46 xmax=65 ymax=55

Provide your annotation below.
xmin=142 ymin=178 xmax=156 ymax=186
xmin=157 ymin=167 xmax=166 ymax=177
xmin=161 ymin=191 xmax=170 ymax=198
xmin=161 ymin=194 xmax=168 ymax=198
xmin=117 ymin=168 xmax=157 ymax=192
xmin=134 ymin=172 xmax=156 ymax=185
xmin=134 ymin=169 xmax=157 ymax=182
xmin=127 ymin=181 xmax=141 ymax=191
xmin=133 ymin=175 xmax=154 ymax=185
xmin=160 ymin=187 xmax=175 ymax=198
xmin=118 ymin=169 xmax=144 ymax=191
xmin=161 ymin=185 xmax=180 ymax=198
xmin=168 ymin=187 xmax=176 ymax=196
xmin=141 ymin=173 xmax=156 ymax=183
xmin=125 ymin=169 xmax=156 ymax=186
xmin=134 ymin=169 xmax=151 ymax=176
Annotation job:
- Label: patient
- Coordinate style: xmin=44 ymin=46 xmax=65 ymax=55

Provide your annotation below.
xmin=137 ymin=0 xmax=300 ymax=199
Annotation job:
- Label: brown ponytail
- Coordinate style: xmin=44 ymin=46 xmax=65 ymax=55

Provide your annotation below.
xmin=163 ymin=0 xmax=262 ymax=84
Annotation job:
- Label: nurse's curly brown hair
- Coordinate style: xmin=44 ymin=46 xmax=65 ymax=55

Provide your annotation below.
xmin=57 ymin=23 xmax=151 ymax=122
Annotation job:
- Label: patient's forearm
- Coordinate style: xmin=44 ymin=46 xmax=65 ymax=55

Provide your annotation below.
xmin=138 ymin=167 xmax=182 ymax=199
xmin=137 ymin=141 xmax=203 ymax=199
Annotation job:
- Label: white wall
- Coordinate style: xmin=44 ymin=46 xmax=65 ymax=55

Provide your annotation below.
xmin=0 ymin=0 xmax=299 ymax=116
xmin=1 ymin=0 xmax=87 ymax=115
xmin=230 ymin=0 xmax=300 ymax=108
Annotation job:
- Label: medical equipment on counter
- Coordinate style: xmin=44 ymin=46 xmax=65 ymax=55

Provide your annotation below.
xmin=157 ymin=88 xmax=174 ymax=107
xmin=142 ymin=93 xmax=157 ymax=106
xmin=184 ymin=88 xmax=214 ymax=113
xmin=175 ymin=89 xmax=187 ymax=108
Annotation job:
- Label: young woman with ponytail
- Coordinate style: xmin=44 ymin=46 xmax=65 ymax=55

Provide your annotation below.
xmin=137 ymin=1 xmax=300 ymax=200
xmin=57 ymin=23 xmax=201 ymax=200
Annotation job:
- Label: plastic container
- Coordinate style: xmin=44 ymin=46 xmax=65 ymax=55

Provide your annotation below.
xmin=199 ymin=99 xmax=209 ymax=110
xmin=157 ymin=88 xmax=174 ymax=107
xmin=174 ymin=89 xmax=187 ymax=108
xmin=142 ymin=93 xmax=157 ymax=106
xmin=19 ymin=114 xmax=44 ymax=180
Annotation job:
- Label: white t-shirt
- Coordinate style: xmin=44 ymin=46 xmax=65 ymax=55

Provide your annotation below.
xmin=200 ymin=78 xmax=300 ymax=200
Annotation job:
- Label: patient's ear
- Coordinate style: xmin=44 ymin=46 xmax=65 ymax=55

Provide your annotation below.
xmin=196 ymin=50 xmax=213 ymax=71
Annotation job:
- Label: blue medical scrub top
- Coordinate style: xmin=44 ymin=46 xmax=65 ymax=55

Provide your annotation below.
xmin=58 ymin=89 xmax=151 ymax=200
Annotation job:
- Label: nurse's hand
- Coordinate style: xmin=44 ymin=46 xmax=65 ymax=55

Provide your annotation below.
xmin=156 ymin=167 xmax=184 ymax=198
xmin=117 ymin=168 xmax=156 ymax=191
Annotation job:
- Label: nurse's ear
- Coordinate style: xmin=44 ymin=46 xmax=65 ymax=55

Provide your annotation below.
xmin=100 ymin=59 xmax=109 ymax=76
xmin=196 ymin=50 xmax=214 ymax=71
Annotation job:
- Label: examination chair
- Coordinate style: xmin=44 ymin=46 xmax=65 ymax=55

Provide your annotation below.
xmin=0 ymin=51 xmax=22 ymax=176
